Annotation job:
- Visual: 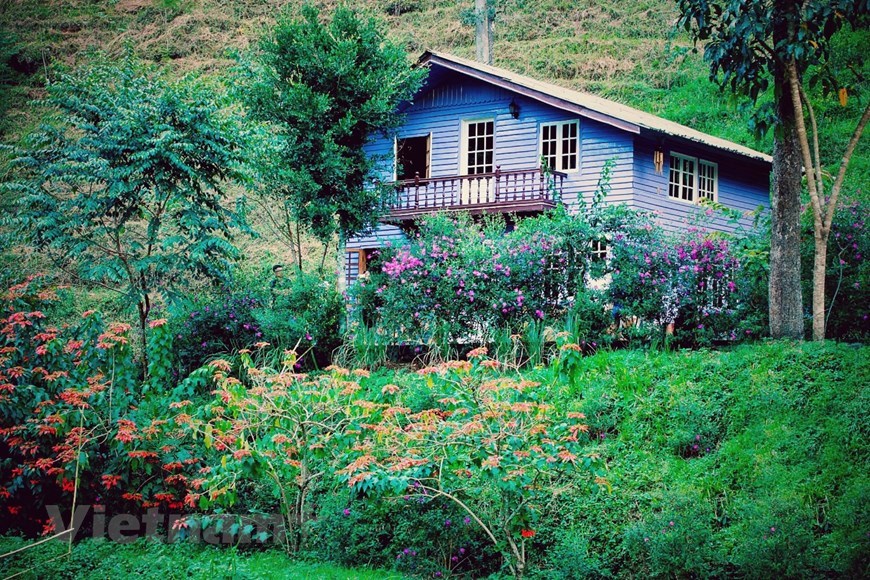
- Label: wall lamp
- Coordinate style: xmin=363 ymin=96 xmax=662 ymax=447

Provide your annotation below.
xmin=509 ymin=99 xmax=520 ymax=119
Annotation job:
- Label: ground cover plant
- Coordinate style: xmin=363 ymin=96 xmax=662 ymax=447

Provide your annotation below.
xmin=1 ymin=290 xmax=867 ymax=578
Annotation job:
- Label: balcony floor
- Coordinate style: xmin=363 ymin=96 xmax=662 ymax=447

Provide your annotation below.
xmin=384 ymin=199 xmax=557 ymax=224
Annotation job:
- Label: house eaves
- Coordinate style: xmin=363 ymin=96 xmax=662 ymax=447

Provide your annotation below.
xmin=420 ymin=51 xmax=773 ymax=165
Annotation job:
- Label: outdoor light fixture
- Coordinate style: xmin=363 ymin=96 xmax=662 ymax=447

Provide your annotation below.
xmin=509 ymin=99 xmax=520 ymax=119
xmin=653 ymin=146 xmax=665 ymax=175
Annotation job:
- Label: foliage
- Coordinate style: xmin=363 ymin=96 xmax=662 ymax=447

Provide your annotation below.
xmin=2 ymin=54 xmax=249 ymax=358
xmin=609 ymin=216 xmax=766 ymax=346
xmin=0 ymin=536 xmax=404 ymax=579
xmin=352 ymin=208 xmax=612 ymax=353
xmin=254 ymin=271 xmax=344 ymax=366
xmin=169 ymin=293 xmax=264 ymax=377
xmin=677 ymin=0 xmax=868 ymax=114
xmin=802 ymin=199 xmax=870 ymax=341
xmin=0 ymin=276 xmax=205 ymax=538
xmin=236 ymin=4 xmax=427 ymax=247
xmin=339 ymin=349 xmax=606 ymax=577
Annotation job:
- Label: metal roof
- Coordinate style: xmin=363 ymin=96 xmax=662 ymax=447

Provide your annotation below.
xmin=420 ymin=51 xmax=772 ymax=164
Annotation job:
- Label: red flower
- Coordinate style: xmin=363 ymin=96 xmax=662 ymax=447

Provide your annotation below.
xmin=520 ymin=529 xmax=535 ymax=538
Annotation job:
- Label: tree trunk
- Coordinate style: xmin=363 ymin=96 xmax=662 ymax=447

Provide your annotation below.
xmin=475 ymin=0 xmax=493 ymax=65
xmin=138 ymin=299 xmax=149 ymax=375
xmin=812 ymin=233 xmax=828 ymax=341
xmin=768 ymin=5 xmax=804 ymax=340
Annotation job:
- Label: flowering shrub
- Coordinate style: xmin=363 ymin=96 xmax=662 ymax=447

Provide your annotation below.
xmin=170 ymin=293 xmax=264 ymax=376
xmin=339 ymin=348 xmax=606 ymax=578
xmin=609 ymin=218 xmax=762 ymax=346
xmin=180 ymin=346 xmax=604 ymax=576
xmin=0 ymin=276 xmax=205 ymax=537
xmin=352 ymin=209 xmax=601 ymax=352
xmin=181 ymin=351 xmax=359 ymax=553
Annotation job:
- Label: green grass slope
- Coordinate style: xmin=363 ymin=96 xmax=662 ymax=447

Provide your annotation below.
xmin=1 ymin=0 xmax=867 ymax=195
xmin=535 ymin=341 xmax=869 ymax=577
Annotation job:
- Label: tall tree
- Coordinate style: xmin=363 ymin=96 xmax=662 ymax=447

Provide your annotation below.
xmin=678 ymin=0 xmax=804 ymax=339
xmin=679 ymin=1 xmax=869 ymax=340
xmin=792 ymin=91 xmax=869 ymax=340
xmin=3 ymin=55 xmax=249 ymax=366
xmin=237 ymin=4 xmax=426 ymax=268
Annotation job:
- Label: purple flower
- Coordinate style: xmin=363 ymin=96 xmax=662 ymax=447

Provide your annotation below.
xmin=445 ymin=519 xmax=451 ymax=527
xmin=305 ymin=333 xmax=312 ymax=341
xmin=463 ymin=516 xmax=470 ymax=525
xmin=343 ymin=508 xmax=351 ymax=517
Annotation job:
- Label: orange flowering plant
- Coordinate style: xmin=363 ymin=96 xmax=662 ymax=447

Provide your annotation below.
xmin=180 ymin=354 xmax=369 ymax=553
xmin=338 ymin=348 xmax=607 ymax=579
xmin=0 ymin=276 xmax=205 ymax=537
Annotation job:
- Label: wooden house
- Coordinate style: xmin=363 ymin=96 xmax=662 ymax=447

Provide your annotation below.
xmin=344 ymin=51 xmax=771 ymax=286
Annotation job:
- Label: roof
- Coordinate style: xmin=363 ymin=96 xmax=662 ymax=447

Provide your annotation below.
xmin=419 ymin=51 xmax=772 ymax=164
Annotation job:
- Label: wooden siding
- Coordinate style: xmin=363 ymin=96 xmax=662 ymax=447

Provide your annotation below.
xmin=633 ymin=137 xmax=770 ymax=233
xmin=346 ymin=69 xmax=772 ymax=289
xmin=362 ymin=73 xmax=635 ymax=214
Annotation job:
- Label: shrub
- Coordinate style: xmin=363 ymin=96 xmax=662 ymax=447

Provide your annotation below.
xmin=352 ymin=208 xmax=602 ymax=352
xmin=255 ymin=271 xmax=344 ymax=366
xmin=0 ymin=276 xmax=206 ymax=538
xmin=802 ymin=199 xmax=869 ymax=341
xmin=609 ymin=219 xmax=764 ymax=347
xmin=170 ymin=293 xmax=264 ymax=376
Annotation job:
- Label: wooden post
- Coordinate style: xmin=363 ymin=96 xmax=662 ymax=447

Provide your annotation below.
xmin=474 ymin=0 xmax=492 ymax=65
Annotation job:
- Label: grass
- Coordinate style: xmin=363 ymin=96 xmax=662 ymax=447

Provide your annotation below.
xmin=0 ymin=536 xmax=406 ymax=579
xmin=1 ymin=0 xmax=865 ymax=196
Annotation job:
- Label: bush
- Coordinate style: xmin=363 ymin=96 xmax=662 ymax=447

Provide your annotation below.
xmin=255 ymin=271 xmax=344 ymax=367
xmin=170 ymin=293 xmax=264 ymax=376
xmin=802 ymin=198 xmax=869 ymax=341
xmin=609 ymin=217 xmax=766 ymax=347
xmin=0 ymin=276 xmax=207 ymax=538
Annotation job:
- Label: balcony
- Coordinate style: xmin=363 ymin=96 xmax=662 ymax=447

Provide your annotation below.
xmin=385 ymin=167 xmax=565 ymax=223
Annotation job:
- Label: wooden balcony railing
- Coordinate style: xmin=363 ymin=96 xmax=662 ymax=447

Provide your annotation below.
xmin=386 ymin=166 xmax=565 ymax=221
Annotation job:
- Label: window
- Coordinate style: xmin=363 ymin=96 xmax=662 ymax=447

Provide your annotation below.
xmin=463 ymin=120 xmax=494 ymax=175
xmin=698 ymin=160 xmax=718 ymax=201
xmin=396 ymin=135 xmax=430 ymax=181
xmin=590 ymin=239 xmax=608 ymax=262
xmin=668 ymin=153 xmax=718 ymax=203
xmin=540 ymin=120 xmax=578 ymax=172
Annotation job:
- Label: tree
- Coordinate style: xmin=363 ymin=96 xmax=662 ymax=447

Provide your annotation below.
xmin=237 ymin=5 xmax=426 ymax=269
xmin=679 ymin=0 xmax=870 ymax=339
xmin=783 ymin=5 xmax=869 ymax=340
xmin=678 ymin=0 xmax=803 ymax=339
xmin=4 ymin=55 xmax=249 ymax=366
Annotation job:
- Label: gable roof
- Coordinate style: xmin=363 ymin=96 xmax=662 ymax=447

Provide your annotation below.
xmin=420 ymin=51 xmax=772 ymax=164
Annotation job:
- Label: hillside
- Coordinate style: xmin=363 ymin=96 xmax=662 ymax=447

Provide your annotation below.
xmin=2 ymin=0 xmax=867 ymax=188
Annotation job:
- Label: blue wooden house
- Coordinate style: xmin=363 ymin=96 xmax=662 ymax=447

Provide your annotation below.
xmin=344 ymin=51 xmax=771 ymax=286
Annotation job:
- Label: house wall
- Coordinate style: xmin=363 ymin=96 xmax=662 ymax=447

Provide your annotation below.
xmin=347 ymin=71 xmax=771 ymax=263
xmin=350 ymin=73 xmax=636 ymax=252
xmin=633 ymin=136 xmax=770 ymax=233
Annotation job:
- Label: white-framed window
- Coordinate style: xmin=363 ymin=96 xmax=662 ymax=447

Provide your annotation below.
xmin=461 ymin=119 xmax=495 ymax=175
xmin=540 ymin=120 xmax=579 ymax=172
xmin=698 ymin=160 xmax=718 ymax=202
xmin=668 ymin=153 xmax=718 ymax=203
xmin=590 ymin=239 xmax=608 ymax=262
